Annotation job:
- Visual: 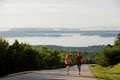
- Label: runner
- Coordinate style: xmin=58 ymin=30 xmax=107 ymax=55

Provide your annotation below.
xmin=64 ymin=54 xmax=72 ymax=75
xmin=75 ymin=52 xmax=83 ymax=75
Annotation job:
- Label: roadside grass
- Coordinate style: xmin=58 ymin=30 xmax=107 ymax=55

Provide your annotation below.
xmin=89 ymin=64 xmax=120 ymax=80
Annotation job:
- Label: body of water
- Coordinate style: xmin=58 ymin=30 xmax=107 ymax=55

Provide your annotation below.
xmin=0 ymin=28 xmax=118 ymax=47
xmin=6 ymin=36 xmax=115 ymax=47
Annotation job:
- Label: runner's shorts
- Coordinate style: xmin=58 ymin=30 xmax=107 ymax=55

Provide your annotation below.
xmin=76 ymin=62 xmax=81 ymax=66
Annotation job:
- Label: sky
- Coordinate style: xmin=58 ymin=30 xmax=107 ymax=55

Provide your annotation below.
xmin=0 ymin=0 xmax=120 ymax=29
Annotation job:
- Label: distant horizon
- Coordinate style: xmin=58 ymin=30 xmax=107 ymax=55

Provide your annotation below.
xmin=0 ymin=27 xmax=118 ymax=47
xmin=0 ymin=26 xmax=120 ymax=31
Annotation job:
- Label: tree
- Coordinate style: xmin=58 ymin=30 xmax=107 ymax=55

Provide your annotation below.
xmin=7 ymin=39 xmax=22 ymax=72
xmin=20 ymin=43 xmax=40 ymax=70
xmin=95 ymin=47 xmax=112 ymax=66
xmin=114 ymin=33 xmax=120 ymax=47
xmin=96 ymin=33 xmax=120 ymax=67
xmin=38 ymin=46 xmax=62 ymax=69
xmin=6 ymin=40 xmax=41 ymax=72
xmin=0 ymin=38 xmax=9 ymax=76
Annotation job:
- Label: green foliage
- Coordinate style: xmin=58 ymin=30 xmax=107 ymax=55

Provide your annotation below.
xmin=59 ymin=52 xmax=67 ymax=63
xmin=6 ymin=40 xmax=41 ymax=73
xmin=90 ymin=64 xmax=120 ymax=80
xmin=19 ymin=43 xmax=40 ymax=70
xmin=96 ymin=46 xmax=120 ymax=67
xmin=38 ymin=46 xmax=74 ymax=69
xmin=82 ymin=52 xmax=97 ymax=64
xmin=0 ymin=38 xmax=42 ymax=76
xmin=0 ymin=38 xmax=9 ymax=76
xmin=114 ymin=33 xmax=120 ymax=47
xmin=95 ymin=33 xmax=120 ymax=67
xmin=34 ymin=45 xmax=103 ymax=64
xmin=0 ymin=37 xmax=100 ymax=76
xmin=33 ymin=45 xmax=104 ymax=53
xmin=95 ymin=47 xmax=111 ymax=66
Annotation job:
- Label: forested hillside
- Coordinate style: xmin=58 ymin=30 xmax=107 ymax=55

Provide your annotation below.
xmin=33 ymin=45 xmax=105 ymax=53
xmin=33 ymin=45 xmax=105 ymax=64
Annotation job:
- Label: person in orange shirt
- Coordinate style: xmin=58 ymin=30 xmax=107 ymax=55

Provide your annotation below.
xmin=75 ymin=52 xmax=83 ymax=75
xmin=64 ymin=54 xmax=72 ymax=75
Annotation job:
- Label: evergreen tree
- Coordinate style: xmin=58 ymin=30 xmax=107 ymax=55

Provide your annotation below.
xmin=0 ymin=38 xmax=9 ymax=76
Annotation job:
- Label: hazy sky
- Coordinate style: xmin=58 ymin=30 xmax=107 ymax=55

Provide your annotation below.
xmin=0 ymin=0 xmax=120 ymax=29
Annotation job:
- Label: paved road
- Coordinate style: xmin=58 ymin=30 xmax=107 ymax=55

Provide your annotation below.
xmin=0 ymin=64 xmax=97 ymax=80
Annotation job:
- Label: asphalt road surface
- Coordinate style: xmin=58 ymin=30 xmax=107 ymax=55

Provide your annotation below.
xmin=0 ymin=64 xmax=97 ymax=80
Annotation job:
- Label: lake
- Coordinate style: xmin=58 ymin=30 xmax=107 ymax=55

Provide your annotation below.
xmin=0 ymin=28 xmax=118 ymax=47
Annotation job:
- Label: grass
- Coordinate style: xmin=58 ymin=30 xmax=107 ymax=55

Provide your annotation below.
xmin=89 ymin=64 xmax=120 ymax=80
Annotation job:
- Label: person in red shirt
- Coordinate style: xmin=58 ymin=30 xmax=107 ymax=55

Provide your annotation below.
xmin=75 ymin=52 xmax=83 ymax=75
xmin=64 ymin=54 xmax=72 ymax=75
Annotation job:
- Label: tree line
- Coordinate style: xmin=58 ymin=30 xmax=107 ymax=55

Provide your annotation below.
xmin=0 ymin=37 xmax=101 ymax=76
xmin=95 ymin=33 xmax=120 ymax=67
xmin=0 ymin=38 xmax=76 ymax=76
xmin=33 ymin=45 xmax=104 ymax=53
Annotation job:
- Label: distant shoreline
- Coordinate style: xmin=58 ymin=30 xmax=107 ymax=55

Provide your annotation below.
xmin=0 ymin=28 xmax=120 ymax=37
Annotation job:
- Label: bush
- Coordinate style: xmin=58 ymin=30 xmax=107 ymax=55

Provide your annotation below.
xmin=96 ymin=45 xmax=120 ymax=67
